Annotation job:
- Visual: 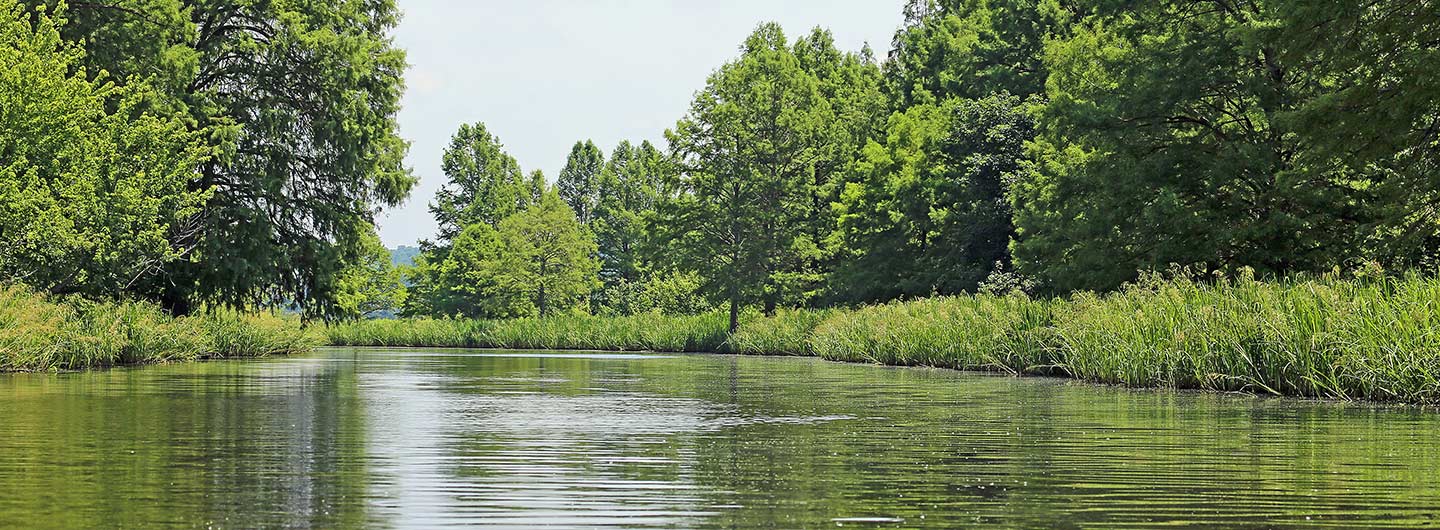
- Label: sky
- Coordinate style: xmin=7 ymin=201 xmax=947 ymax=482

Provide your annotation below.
xmin=378 ymin=0 xmax=907 ymax=247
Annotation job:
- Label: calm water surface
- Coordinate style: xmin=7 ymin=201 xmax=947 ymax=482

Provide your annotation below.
xmin=0 ymin=348 xmax=1437 ymax=528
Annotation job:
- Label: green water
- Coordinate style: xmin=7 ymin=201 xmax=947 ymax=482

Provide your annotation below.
xmin=0 ymin=348 xmax=1437 ymax=529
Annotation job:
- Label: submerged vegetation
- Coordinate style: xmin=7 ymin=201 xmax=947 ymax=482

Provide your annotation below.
xmin=329 ymin=272 xmax=1440 ymax=405
xmin=0 ymin=286 xmax=312 ymax=372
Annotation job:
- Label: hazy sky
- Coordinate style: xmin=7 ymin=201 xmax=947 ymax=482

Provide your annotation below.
xmin=378 ymin=0 xmax=906 ymax=247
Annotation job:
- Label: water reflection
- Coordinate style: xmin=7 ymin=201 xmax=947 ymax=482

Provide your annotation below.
xmin=0 ymin=348 xmax=1437 ymax=528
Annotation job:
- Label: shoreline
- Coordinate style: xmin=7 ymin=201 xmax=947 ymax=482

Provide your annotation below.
xmin=325 ymin=275 xmax=1440 ymax=406
xmin=315 ymin=344 xmax=1436 ymax=411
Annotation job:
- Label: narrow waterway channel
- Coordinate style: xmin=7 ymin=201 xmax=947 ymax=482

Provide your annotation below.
xmin=1 ymin=347 xmax=1436 ymax=528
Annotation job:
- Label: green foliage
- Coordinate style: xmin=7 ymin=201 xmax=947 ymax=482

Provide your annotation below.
xmin=0 ymin=0 xmax=208 ymax=299
xmin=592 ymin=140 xmax=668 ymax=308
xmin=328 ymin=312 xmax=731 ymax=353
xmin=884 ymin=0 xmax=1067 ymax=107
xmin=1010 ymin=1 xmax=1440 ymax=293
xmin=558 ymin=140 xmax=605 ymax=224
xmin=407 ymin=223 xmax=523 ymax=319
xmin=334 ymin=230 xmax=407 ymax=319
xmin=728 ymin=308 xmax=831 ymax=356
xmin=1051 ymin=270 xmax=1440 ymax=402
xmin=662 ymin=23 xmax=834 ymax=330
xmin=55 ymin=0 xmax=416 ymax=317
xmin=832 ymin=94 xmax=1034 ymax=302
xmin=431 ymin=122 xmax=529 ymax=237
xmin=1264 ymin=2 xmax=1440 ymax=266
xmin=407 ymin=122 xmax=561 ymax=319
xmin=792 ymin=28 xmax=888 ymax=305
xmin=594 ymin=271 xmax=713 ymax=317
xmin=0 ymin=285 xmax=312 ymax=372
xmin=809 ymin=293 xmax=1058 ymax=373
xmin=12 ymin=0 xmax=413 ymax=316
xmin=325 ymin=317 xmax=492 ymax=348
xmin=496 ymin=190 xmax=600 ymax=317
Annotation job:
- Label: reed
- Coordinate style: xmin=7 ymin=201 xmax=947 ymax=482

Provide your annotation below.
xmin=728 ymin=308 xmax=831 ymax=356
xmin=808 ymin=294 xmax=1060 ymax=374
xmin=0 ymin=286 xmax=312 ymax=372
xmin=327 ymin=312 xmax=730 ymax=352
xmin=323 ymin=273 xmax=1440 ymax=404
xmin=1050 ymin=272 xmax=1440 ymax=403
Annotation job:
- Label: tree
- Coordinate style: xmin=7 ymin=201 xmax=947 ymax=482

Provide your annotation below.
xmin=791 ymin=28 xmax=887 ymax=303
xmin=1265 ymin=1 xmax=1440 ymax=267
xmin=0 ymin=0 xmax=208 ymax=299
xmin=405 ymin=222 xmax=530 ymax=319
xmin=496 ymin=191 xmax=599 ymax=317
xmin=1010 ymin=1 xmax=1375 ymax=292
xmin=884 ymin=0 xmax=1068 ymax=108
xmin=407 ymin=122 xmax=544 ymax=318
xmin=663 ymin=23 xmax=831 ymax=332
xmin=558 ymin=140 xmax=605 ymax=224
xmin=590 ymin=141 xmax=666 ymax=306
xmin=833 ymin=95 xmax=1034 ymax=302
xmin=431 ymin=122 xmax=528 ymax=241
xmin=334 ymin=230 xmax=406 ymax=319
xmin=25 ymin=0 xmax=415 ymax=318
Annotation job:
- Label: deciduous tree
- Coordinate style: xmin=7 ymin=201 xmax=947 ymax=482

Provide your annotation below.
xmin=0 ymin=0 xmax=208 ymax=299
xmin=662 ymin=23 xmax=831 ymax=331
xmin=497 ymin=191 xmax=599 ymax=317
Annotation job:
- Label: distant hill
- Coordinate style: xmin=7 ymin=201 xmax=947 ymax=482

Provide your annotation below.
xmin=390 ymin=245 xmax=420 ymax=267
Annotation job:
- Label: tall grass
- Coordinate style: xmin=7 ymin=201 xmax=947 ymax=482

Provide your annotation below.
xmin=328 ymin=312 xmax=730 ymax=352
xmin=324 ymin=273 xmax=1440 ymax=405
xmin=808 ymin=294 xmax=1060 ymax=374
xmin=1051 ymin=273 xmax=1440 ymax=403
xmin=728 ymin=308 xmax=831 ymax=355
xmin=0 ymin=286 xmax=313 ymax=372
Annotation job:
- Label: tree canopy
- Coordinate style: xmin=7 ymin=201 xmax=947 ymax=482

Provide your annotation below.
xmin=0 ymin=0 xmax=208 ymax=300
xmin=21 ymin=0 xmax=414 ymax=319
xmin=6 ymin=0 xmax=1436 ymax=324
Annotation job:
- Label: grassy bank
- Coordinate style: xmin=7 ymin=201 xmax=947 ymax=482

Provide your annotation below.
xmin=327 ymin=312 xmax=730 ymax=352
xmin=325 ymin=274 xmax=1440 ymax=405
xmin=0 ymin=286 xmax=314 ymax=372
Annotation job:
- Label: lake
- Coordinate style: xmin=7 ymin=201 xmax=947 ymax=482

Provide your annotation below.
xmin=1 ymin=348 xmax=1437 ymax=528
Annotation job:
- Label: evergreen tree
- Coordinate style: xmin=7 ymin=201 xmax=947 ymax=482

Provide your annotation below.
xmin=833 ymin=95 xmax=1034 ymax=302
xmin=27 ymin=0 xmax=416 ymax=318
xmin=884 ymin=0 xmax=1068 ymax=107
xmin=662 ymin=23 xmax=831 ymax=331
xmin=407 ymin=122 xmax=539 ymax=318
xmin=431 ymin=122 xmax=528 ymax=240
xmin=1012 ymin=1 xmax=1379 ymax=292
xmin=497 ymin=190 xmax=600 ymax=317
xmin=0 ymin=0 xmax=208 ymax=299
xmin=593 ymin=142 xmax=664 ymax=297
xmin=558 ymin=140 xmax=605 ymax=225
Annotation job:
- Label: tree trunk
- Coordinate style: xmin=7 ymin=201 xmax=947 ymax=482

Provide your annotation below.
xmin=728 ymin=296 xmax=740 ymax=334
xmin=538 ymin=262 xmax=548 ymax=318
xmin=160 ymin=288 xmax=192 ymax=317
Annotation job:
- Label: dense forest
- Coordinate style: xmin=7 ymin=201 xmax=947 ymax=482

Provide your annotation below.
xmin=2 ymin=0 xmax=1437 ymax=331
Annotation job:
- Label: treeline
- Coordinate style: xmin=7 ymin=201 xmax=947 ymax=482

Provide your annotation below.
xmin=0 ymin=0 xmax=410 ymax=320
xmin=5 ymin=0 xmax=1435 ymax=329
xmin=396 ymin=0 xmax=1439 ymax=331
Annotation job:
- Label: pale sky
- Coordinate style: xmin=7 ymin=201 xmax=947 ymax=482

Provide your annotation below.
xmin=377 ymin=0 xmax=907 ymax=247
